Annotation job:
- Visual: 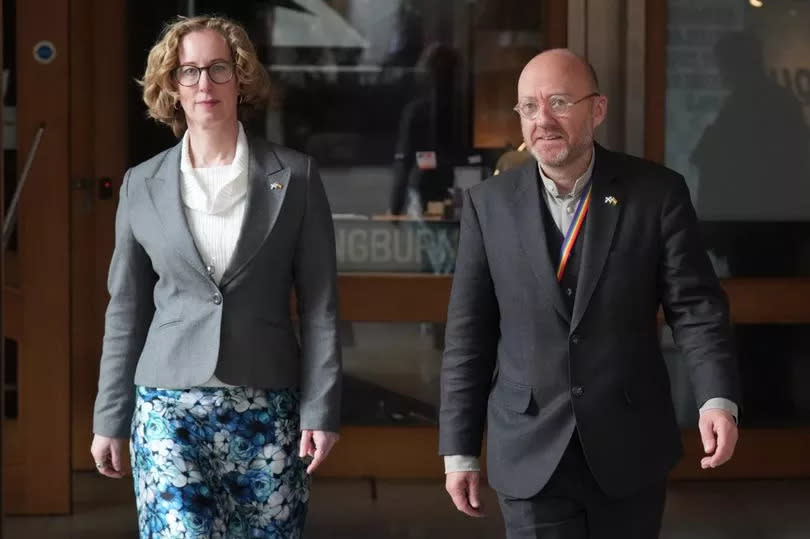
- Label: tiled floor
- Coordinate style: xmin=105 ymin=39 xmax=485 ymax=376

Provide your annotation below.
xmin=5 ymin=473 xmax=810 ymax=538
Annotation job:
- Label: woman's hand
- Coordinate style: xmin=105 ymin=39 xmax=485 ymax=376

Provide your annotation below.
xmin=90 ymin=434 xmax=128 ymax=479
xmin=299 ymin=430 xmax=340 ymax=475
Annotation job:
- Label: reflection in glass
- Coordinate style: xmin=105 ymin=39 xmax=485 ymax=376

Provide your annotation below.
xmin=127 ymin=1 xmax=546 ymax=272
xmin=3 ymin=0 xmax=17 ymax=251
xmin=666 ymin=0 xmax=810 ymax=277
xmin=390 ymin=43 xmax=463 ymax=216
xmin=667 ymin=1 xmax=810 ymax=221
xmin=340 ymin=322 xmax=443 ymax=426
xmin=690 ymin=31 xmax=810 ymax=220
xmin=334 ymin=217 xmax=459 ymax=274
xmin=191 ymin=0 xmax=543 ymax=219
xmin=663 ymin=324 xmax=810 ymax=428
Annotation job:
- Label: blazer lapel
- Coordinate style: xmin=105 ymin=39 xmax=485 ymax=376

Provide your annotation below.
xmin=145 ymin=142 xmax=208 ymax=279
xmin=570 ymin=146 xmax=622 ymax=331
xmin=511 ymin=162 xmax=570 ymax=323
xmin=219 ymin=137 xmax=290 ymax=288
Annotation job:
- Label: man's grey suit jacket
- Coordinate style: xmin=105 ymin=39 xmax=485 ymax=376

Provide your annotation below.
xmin=93 ymin=135 xmax=341 ymax=439
xmin=439 ymin=145 xmax=740 ymax=499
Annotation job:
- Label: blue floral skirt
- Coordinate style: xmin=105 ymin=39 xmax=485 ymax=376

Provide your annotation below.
xmin=130 ymin=386 xmax=310 ymax=538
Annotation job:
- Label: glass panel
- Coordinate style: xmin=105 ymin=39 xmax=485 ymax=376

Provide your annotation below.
xmin=335 ymin=218 xmax=458 ymax=273
xmin=662 ymin=324 xmax=810 ymax=428
xmin=666 ymin=1 xmax=810 ymax=276
xmin=3 ymin=0 xmax=17 ymax=251
xmin=340 ymin=322 xmax=442 ymax=426
xmin=3 ymin=338 xmax=18 ymax=419
xmin=126 ymin=1 xmax=546 ymax=273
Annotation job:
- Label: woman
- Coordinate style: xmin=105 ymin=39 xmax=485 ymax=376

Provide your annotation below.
xmin=90 ymin=15 xmax=341 ymax=538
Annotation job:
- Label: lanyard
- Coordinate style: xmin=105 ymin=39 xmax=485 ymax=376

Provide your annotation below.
xmin=556 ymin=182 xmax=592 ymax=281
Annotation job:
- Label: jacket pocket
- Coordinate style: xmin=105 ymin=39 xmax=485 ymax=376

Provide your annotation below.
xmin=491 ymin=377 xmax=533 ymax=414
xmin=154 ymin=311 xmax=182 ymax=329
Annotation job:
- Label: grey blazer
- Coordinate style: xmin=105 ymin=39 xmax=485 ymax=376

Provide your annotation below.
xmin=93 ymin=135 xmax=341 ymax=438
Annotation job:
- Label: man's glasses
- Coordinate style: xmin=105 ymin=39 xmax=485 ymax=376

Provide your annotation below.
xmin=513 ymin=92 xmax=600 ymax=120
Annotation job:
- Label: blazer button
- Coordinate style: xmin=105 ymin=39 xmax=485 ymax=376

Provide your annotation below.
xmin=213 ymin=293 xmax=222 ymax=305
xmin=570 ymin=334 xmax=581 ymax=345
xmin=571 ymin=386 xmax=584 ymax=397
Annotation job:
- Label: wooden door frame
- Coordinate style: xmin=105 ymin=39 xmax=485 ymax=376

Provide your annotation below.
xmin=2 ymin=0 xmax=127 ymax=515
xmin=1 ymin=0 xmax=6 ymax=530
xmin=69 ymin=0 xmax=127 ymax=474
xmin=644 ymin=0 xmax=666 ymax=164
xmin=4 ymin=0 xmax=72 ymax=514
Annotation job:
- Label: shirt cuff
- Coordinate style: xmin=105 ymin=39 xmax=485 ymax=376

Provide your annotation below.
xmin=699 ymin=397 xmax=739 ymax=423
xmin=444 ymin=455 xmax=481 ymax=474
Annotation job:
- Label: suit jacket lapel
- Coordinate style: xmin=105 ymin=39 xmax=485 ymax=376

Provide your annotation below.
xmin=145 ymin=141 xmax=208 ymax=278
xmin=571 ymin=146 xmax=622 ymax=331
xmin=219 ymin=137 xmax=290 ymax=288
xmin=511 ymin=162 xmax=570 ymax=323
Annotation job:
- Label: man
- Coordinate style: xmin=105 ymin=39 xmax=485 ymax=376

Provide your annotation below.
xmin=439 ymin=49 xmax=740 ymax=538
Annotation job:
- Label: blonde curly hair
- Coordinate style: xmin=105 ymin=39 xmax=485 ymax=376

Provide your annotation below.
xmin=140 ymin=15 xmax=270 ymax=137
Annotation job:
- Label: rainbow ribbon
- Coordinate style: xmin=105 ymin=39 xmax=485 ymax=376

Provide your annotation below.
xmin=556 ymin=182 xmax=592 ymax=281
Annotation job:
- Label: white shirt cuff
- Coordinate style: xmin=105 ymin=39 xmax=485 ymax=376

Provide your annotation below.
xmin=444 ymin=455 xmax=481 ymax=474
xmin=699 ymin=397 xmax=739 ymax=423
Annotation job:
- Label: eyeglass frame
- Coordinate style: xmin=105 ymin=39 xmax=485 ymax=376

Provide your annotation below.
xmin=513 ymin=92 xmax=601 ymax=120
xmin=173 ymin=61 xmax=235 ymax=87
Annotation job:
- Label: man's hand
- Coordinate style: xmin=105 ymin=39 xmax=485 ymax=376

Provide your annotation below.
xmin=445 ymin=471 xmax=486 ymax=517
xmin=299 ymin=430 xmax=339 ymax=475
xmin=698 ymin=409 xmax=738 ymax=469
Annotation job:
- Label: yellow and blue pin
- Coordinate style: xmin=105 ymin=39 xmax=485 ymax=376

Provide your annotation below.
xmin=604 ymin=196 xmax=618 ymax=206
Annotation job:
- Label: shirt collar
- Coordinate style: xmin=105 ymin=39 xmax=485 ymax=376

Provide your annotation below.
xmin=180 ymin=122 xmax=249 ymax=214
xmin=538 ymin=148 xmax=595 ymax=199
xmin=180 ymin=121 xmax=248 ymax=176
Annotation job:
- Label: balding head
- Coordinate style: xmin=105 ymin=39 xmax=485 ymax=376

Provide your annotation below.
xmin=518 ymin=49 xmax=599 ymax=98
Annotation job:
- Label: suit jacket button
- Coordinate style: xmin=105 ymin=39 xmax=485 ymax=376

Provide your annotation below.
xmin=213 ymin=293 xmax=222 ymax=305
xmin=572 ymin=386 xmax=584 ymax=397
xmin=571 ymin=334 xmax=581 ymax=345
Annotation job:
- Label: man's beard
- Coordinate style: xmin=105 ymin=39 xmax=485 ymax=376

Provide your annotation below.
xmin=529 ymin=133 xmax=593 ymax=168
xmin=530 ymin=144 xmax=569 ymax=167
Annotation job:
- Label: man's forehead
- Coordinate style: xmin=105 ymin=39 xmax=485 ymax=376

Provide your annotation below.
xmin=517 ymin=80 xmax=577 ymax=98
xmin=518 ymin=68 xmax=589 ymax=97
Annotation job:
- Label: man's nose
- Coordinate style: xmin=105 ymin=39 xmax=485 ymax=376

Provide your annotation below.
xmin=534 ymin=101 xmax=557 ymax=125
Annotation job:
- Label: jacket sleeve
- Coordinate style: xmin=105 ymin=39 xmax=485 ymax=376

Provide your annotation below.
xmin=93 ymin=170 xmax=157 ymax=438
xmin=658 ymin=175 xmax=741 ymax=408
xmin=439 ymin=188 xmax=499 ymax=456
xmin=294 ymin=157 xmax=342 ymax=432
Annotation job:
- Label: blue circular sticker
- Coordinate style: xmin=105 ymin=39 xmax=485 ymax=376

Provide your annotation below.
xmin=32 ymin=41 xmax=56 ymax=64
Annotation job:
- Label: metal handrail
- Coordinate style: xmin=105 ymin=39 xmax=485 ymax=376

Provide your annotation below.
xmin=2 ymin=123 xmax=46 ymax=251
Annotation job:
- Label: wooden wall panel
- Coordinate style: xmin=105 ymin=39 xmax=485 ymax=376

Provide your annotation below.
xmin=337 ymin=274 xmax=810 ymax=324
xmin=644 ymin=0 xmax=666 ymax=163
xmin=11 ymin=0 xmax=71 ymax=514
xmin=69 ymin=0 xmax=97 ymax=474
xmin=319 ymin=427 xmax=810 ymax=480
xmin=70 ymin=0 xmax=127 ymax=473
